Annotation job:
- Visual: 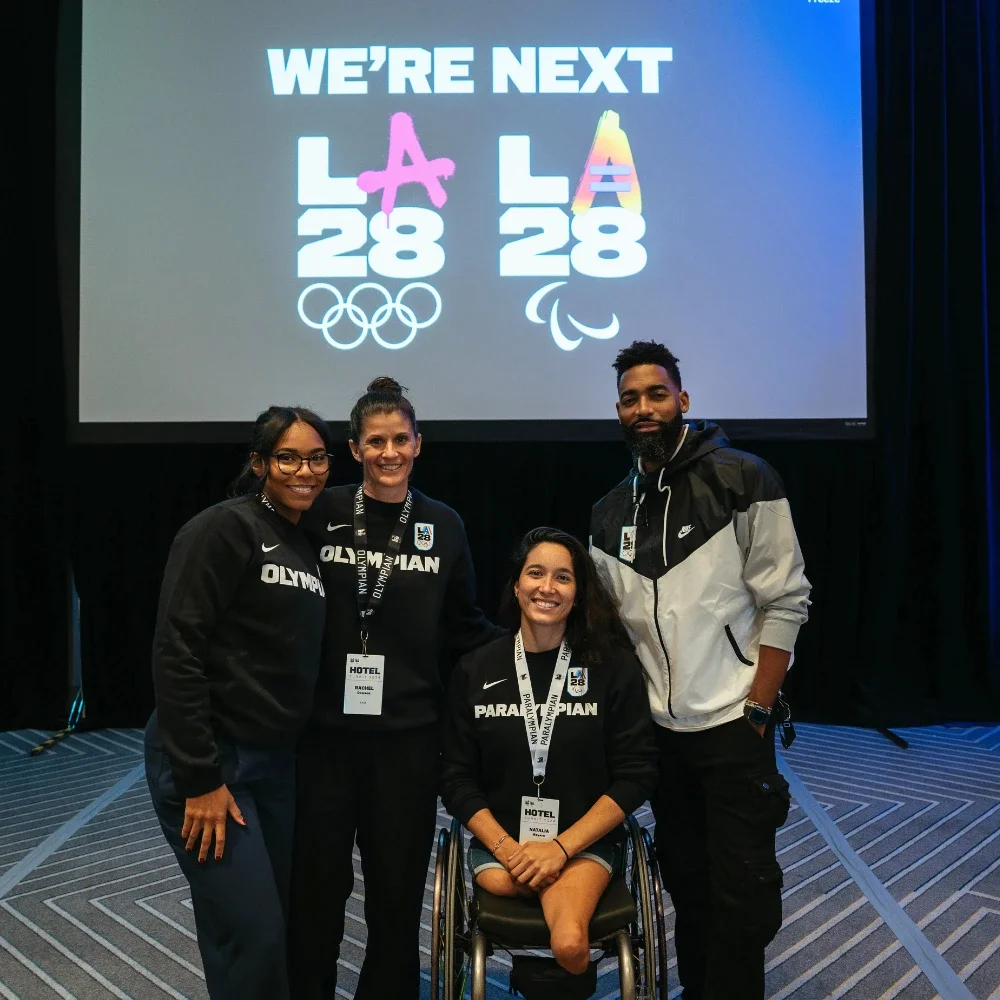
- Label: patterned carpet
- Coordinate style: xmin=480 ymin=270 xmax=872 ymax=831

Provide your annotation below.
xmin=0 ymin=723 xmax=997 ymax=999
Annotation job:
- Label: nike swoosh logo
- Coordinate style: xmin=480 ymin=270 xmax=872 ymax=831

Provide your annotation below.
xmin=327 ymin=523 xmax=351 ymax=532
xmin=262 ymin=543 xmax=280 ymax=553
xmin=483 ymin=679 xmax=507 ymax=690
xmin=677 ymin=525 xmax=694 ymax=539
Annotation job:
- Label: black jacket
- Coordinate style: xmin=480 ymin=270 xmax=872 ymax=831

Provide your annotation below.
xmin=302 ymin=486 xmax=502 ymax=730
xmin=151 ymin=495 xmax=327 ymax=796
xmin=440 ymin=635 xmax=658 ymax=847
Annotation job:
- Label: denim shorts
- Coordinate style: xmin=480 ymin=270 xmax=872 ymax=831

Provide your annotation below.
xmin=467 ymin=837 xmax=619 ymax=877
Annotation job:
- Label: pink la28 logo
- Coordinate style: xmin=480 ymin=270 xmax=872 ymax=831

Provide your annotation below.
xmin=295 ymin=112 xmax=452 ymax=350
xmin=297 ymin=111 xmax=454 ymax=282
xmin=358 ymin=112 xmax=455 ymax=216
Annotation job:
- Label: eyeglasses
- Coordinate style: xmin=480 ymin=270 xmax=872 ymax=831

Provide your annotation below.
xmin=270 ymin=451 xmax=332 ymax=474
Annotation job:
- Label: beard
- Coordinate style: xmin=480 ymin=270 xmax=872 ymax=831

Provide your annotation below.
xmin=621 ymin=410 xmax=685 ymax=467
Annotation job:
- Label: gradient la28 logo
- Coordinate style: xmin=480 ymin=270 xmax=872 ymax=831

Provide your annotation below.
xmin=296 ymin=112 xmax=452 ymax=350
xmin=500 ymin=110 xmax=645 ymax=351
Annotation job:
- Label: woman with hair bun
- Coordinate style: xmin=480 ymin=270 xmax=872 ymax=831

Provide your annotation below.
xmin=144 ymin=405 xmax=334 ymax=1000
xmin=290 ymin=377 xmax=502 ymax=1000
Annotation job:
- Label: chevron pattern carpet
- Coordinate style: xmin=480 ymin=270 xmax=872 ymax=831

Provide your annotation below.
xmin=1 ymin=723 xmax=997 ymax=999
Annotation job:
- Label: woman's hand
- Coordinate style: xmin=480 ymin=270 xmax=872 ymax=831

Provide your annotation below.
xmin=493 ymin=839 xmax=556 ymax=890
xmin=182 ymin=784 xmax=246 ymax=862
xmin=495 ymin=837 xmax=523 ymax=870
xmin=507 ymin=841 xmax=568 ymax=889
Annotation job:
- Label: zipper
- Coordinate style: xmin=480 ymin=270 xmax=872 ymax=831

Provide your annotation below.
xmin=653 ymin=474 xmax=675 ymax=717
xmin=660 ymin=483 xmax=672 ymax=570
xmin=652 ymin=578 xmax=676 ymax=718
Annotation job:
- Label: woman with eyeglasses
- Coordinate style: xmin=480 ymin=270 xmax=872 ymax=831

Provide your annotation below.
xmin=144 ymin=405 xmax=334 ymax=1000
xmin=288 ymin=377 xmax=502 ymax=1000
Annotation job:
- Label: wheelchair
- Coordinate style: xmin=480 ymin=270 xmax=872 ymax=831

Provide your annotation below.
xmin=430 ymin=815 xmax=668 ymax=999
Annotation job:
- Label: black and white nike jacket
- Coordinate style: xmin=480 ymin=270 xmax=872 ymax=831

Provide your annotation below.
xmin=440 ymin=635 xmax=658 ymax=848
xmin=301 ymin=486 xmax=503 ymax=731
xmin=590 ymin=421 xmax=811 ymax=732
xmin=151 ymin=495 xmax=327 ymax=797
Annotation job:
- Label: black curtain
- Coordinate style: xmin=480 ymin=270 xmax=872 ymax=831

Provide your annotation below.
xmin=5 ymin=1 xmax=998 ymax=732
xmin=869 ymin=0 xmax=1000 ymax=720
xmin=4 ymin=2 xmax=71 ymax=730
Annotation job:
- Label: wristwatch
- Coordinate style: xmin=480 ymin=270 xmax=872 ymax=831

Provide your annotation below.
xmin=743 ymin=699 xmax=772 ymax=727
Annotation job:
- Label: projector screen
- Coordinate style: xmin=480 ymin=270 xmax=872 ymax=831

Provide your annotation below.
xmin=73 ymin=0 xmax=872 ymax=440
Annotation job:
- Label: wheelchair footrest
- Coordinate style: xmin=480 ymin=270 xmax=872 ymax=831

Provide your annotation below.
xmin=509 ymin=956 xmax=598 ymax=1000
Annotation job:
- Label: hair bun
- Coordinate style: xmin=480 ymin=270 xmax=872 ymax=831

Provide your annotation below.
xmin=367 ymin=375 xmax=405 ymax=395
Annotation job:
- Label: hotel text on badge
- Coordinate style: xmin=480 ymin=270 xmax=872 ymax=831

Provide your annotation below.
xmin=519 ymin=795 xmax=560 ymax=843
xmin=344 ymin=654 xmax=385 ymax=715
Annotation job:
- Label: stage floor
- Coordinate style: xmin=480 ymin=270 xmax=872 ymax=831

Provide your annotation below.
xmin=1 ymin=723 xmax=998 ymax=999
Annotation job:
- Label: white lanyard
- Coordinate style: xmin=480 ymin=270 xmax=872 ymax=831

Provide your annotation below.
xmin=514 ymin=630 xmax=572 ymax=792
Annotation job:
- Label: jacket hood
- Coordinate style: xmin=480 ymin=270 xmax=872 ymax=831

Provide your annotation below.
xmin=636 ymin=420 xmax=730 ymax=483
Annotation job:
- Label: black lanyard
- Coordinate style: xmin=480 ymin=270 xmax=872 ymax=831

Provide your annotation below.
xmin=353 ymin=485 xmax=413 ymax=653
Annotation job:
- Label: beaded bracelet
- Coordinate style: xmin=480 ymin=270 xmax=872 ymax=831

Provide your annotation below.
xmin=492 ymin=833 xmax=509 ymax=855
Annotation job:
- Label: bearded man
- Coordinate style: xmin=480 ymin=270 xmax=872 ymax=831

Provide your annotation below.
xmin=589 ymin=340 xmax=812 ymax=999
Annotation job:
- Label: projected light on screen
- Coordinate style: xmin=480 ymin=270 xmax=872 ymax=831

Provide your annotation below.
xmin=77 ymin=1 xmax=869 ymax=436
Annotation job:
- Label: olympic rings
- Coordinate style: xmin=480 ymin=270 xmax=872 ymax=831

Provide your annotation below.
xmin=297 ymin=281 xmax=442 ymax=351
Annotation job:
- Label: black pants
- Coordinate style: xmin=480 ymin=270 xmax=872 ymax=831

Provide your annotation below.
xmin=288 ymin=724 xmax=441 ymax=1000
xmin=651 ymin=718 xmax=790 ymax=1000
xmin=144 ymin=715 xmax=296 ymax=1000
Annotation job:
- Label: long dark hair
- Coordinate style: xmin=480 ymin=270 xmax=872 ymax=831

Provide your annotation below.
xmin=229 ymin=405 xmax=334 ymax=496
xmin=349 ymin=376 xmax=419 ymax=443
xmin=498 ymin=527 xmax=632 ymax=668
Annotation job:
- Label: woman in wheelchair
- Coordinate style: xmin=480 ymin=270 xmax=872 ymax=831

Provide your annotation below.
xmin=441 ymin=527 xmax=658 ymax=985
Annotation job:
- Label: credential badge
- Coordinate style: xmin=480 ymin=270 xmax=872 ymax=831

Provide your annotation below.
xmin=415 ymin=522 xmax=434 ymax=551
xmin=620 ymin=525 xmax=636 ymax=563
xmin=567 ymin=666 xmax=588 ymax=697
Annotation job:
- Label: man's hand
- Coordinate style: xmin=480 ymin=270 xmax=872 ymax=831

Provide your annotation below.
xmin=507 ymin=841 xmax=568 ymax=888
xmin=748 ymin=719 xmax=766 ymax=738
xmin=182 ymin=784 xmax=246 ymax=862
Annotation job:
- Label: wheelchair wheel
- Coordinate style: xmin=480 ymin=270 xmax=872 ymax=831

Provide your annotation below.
xmin=443 ymin=818 xmax=472 ymax=999
xmin=430 ymin=827 xmax=449 ymax=1000
xmin=625 ymin=816 xmax=658 ymax=997
xmin=642 ymin=827 xmax=670 ymax=998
